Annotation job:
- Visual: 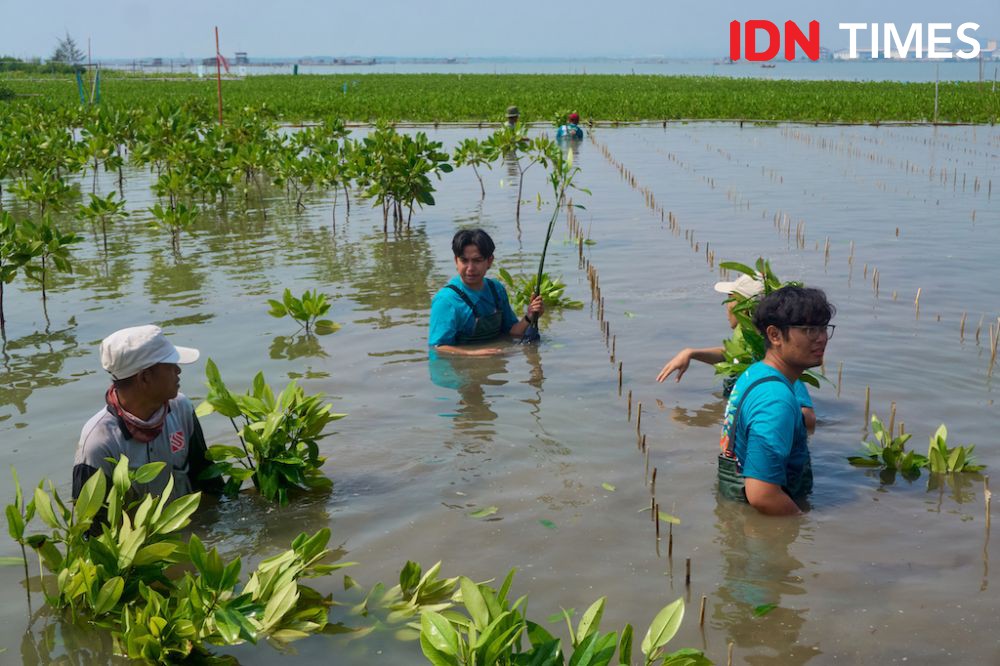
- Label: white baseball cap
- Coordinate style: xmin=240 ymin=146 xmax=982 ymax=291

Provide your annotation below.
xmin=100 ymin=325 xmax=200 ymax=380
xmin=713 ymin=273 xmax=764 ymax=299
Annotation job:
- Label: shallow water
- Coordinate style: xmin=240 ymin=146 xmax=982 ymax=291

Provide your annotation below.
xmin=0 ymin=123 xmax=998 ymax=663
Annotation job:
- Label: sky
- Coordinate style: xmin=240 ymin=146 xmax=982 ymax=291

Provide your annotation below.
xmin=2 ymin=0 xmax=998 ymax=60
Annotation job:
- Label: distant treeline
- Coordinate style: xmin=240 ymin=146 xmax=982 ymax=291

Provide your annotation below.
xmin=1 ymin=71 xmax=997 ymax=123
xmin=0 ymin=56 xmax=81 ymax=75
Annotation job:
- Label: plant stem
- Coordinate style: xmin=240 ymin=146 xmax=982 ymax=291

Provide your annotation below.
xmin=229 ymin=417 xmax=255 ymax=470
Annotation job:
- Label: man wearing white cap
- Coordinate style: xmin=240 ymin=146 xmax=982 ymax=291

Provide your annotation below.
xmin=72 ymin=325 xmax=222 ymax=503
xmin=656 ymin=274 xmax=816 ymax=434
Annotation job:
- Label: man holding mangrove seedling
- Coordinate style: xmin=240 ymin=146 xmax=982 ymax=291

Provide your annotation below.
xmin=656 ymin=273 xmax=816 ymax=434
xmin=718 ymin=286 xmax=835 ymax=516
xmin=429 ymin=229 xmax=544 ymax=356
xmin=72 ymin=325 xmax=222 ymax=503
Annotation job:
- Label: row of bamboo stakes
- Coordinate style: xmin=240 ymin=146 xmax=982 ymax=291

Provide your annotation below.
xmin=651 ymin=132 xmax=1000 ymax=376
xmin=581 ymin=133 xmax=994 ymax=661
xmin=780 ymin=127 xmax=994 ymax=200
xmin=568 ymin=184 xmax=728 ymax=654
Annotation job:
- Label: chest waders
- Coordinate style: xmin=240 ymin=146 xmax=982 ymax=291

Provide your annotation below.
xmin=718 ymin=375 xmax=813 ymax=503
xmin=446 ymin=280 xmax=505 ymax=344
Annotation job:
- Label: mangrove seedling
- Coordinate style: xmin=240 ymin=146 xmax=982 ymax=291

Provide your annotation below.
xmin=267 ymin=288 xmax=340 ymax=335
xmin=927 ymin=424 xmax=985 ymax=473
xmin=0 ymin=211 xmax=30 ymax=329
xmin=19 ymin=214 xmax=82 ymax=307
xmin=417 ymin=566 xmax=708 ymax=666
xmin=76 ymin=190 xmax=128 ymax=254
xmin=348 ymin=560 xmax=459 ymax=631
xmin=848 ymin=413 xmax=926 ymax=479
xmin=521 ymin=146 xmax=590 ymax=341
xmin=497 ymin=267 xmax=582 ymax=312
xmin=196 ymin=359 xmax=346 ymax=504
xmin=452 ymin=137 xmax=491 ymax=199
xmin=714 ymin=258 xmax=822 ymax=388
xmin=148 ymin=201 xmax=198 ymax=251
xmin=5 ymin=457 xmax=347 ymax=662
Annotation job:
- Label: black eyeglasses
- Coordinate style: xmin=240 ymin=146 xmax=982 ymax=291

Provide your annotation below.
xmin=788 ymin=324 xmax=835 ymax=340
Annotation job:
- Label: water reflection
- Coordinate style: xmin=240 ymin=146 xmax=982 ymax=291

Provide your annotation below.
xmin=429 ymin=350 xmax=507 ymax=440
xmin=670 ymin=396 xmax=726 ymax=428
xmin=144 ymin=251 xmax=206 ymax=307
xmin=270 ymin=334 xmax=329 ymax=361
xmin=20 ymin=612 xmax=126 ymax=666
xmin=712 ymin=501 xmax=820 ymax=664
xmin=429 ymin=345 xmax=546 ymax=450
xmin=348 ymin=228 xmax=438 ymax=320
xmin=926 ymin=472 xmax=984 ymax=510
xmin=0 ymin=327 xmax=85 ymax=418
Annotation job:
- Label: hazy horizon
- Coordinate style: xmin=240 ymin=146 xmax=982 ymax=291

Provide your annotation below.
xmin=2 ymin=1 xmax=997 ymax=61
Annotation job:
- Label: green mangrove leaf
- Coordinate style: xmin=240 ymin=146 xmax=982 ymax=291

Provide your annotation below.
xmin=468 ymin=506 xmax=498 ymax=519
xmin=132 ymin=462 xmax=166 ymax=485
xmin=657 ymin=512 xmax=681 ymax=525
xmin=93 ymin=576 xmax=125 ymax=615
xmin=313 ymin=319 xmax=341 ymax=335
xmin=753 ymin=603 xmax=778 ymax=617
xmin=641 ymin=597 xmax=684 ymax=658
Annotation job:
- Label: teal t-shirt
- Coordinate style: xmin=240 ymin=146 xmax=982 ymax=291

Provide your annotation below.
xmin=428 ymin=276 xmax=518 ymax=346
xmin=720 ymin=362 xmax=810 ymax=488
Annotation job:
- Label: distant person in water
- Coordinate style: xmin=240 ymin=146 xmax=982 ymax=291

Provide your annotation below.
xmin=428 ymin=229 xmax=544 ymax=356
xmin=556 ymin=112 xmax=584 ymax=140
xmin=505 ymin=106 xmax=520 ymax=128
xmin=718 ymin=286 xmax=835 ymax=515
xmin=656 ymin=273 xmax=816 ymax=434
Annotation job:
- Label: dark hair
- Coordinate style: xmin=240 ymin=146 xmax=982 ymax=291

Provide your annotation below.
xmin=452 ymin=229 xmax=495 ymax=259
xmin=754 ymin=285 xmax=835 ymax=347
xmin=111 ymin=374 xmax=137 ymax=390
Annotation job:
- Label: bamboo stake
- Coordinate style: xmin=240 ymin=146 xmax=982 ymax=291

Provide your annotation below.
xmin=611 ymin=335 xmax=616 ymax=362
xmin=627 ymin=390 xmax=633 ymax=421
xmin=655 ymin=503 xmax=660 ymax=539
xmin=651 ymin=467 xmax=657 ymax=497
xmin=864 ymin=386 xmax=871 ymax=423
xmin=637 ymin=402 xmax=642 ymax=433
xmin=618 ymin=361 xmax=623 ymax=395
xmin=699 ymin=595 xmax=707 ymax=626
xmin=668 ymin=523 xmax=673 ymax=557
xmin=976 ymin=315 xmax=984 ymax=345
xmin=986 ymin=476 xmax=992 ymax=531
xmin=960 ymin=312 xmax=967 ymax=342
xmin=728 ymin=643 xmax=734 ymax=666
xmin=837 ymin=362 xmax=843 ymax=398
xmin=915 ymin=288 xmax=921 ymax=319
xmin=888 ymin=402 xmax=897 ymax=439
xmin=685 ymin=558 xmax=691 ymax=587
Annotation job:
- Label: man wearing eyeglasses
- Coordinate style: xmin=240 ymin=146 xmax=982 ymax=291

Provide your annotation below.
xmin=718 ymin=286 xmax=835 ymax=516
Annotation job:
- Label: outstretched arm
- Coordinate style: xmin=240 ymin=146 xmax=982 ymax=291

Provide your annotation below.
xmin=434 ymin=344 xmax=505 ymax=357
xmin=656 ymin=346 xmax=725 ymax=383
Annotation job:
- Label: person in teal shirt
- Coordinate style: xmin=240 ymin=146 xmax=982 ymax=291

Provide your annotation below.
xmin=556 ymin=112 xmax=584 ymax=140
xmin=429 ymin=229 xmax=544 ymax=356
xmin=718 ymin=286 xmax=835 ymax=515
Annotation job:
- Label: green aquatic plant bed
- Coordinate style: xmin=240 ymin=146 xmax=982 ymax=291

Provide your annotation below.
xmin=2 ymin=73 xmax=998 ymax=124
xmin=5 ymin=459 xmax=346 ymax=663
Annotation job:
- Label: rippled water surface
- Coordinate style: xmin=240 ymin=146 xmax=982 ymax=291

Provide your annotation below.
xmin=1 ymin=123 xmax=998 ymax=663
